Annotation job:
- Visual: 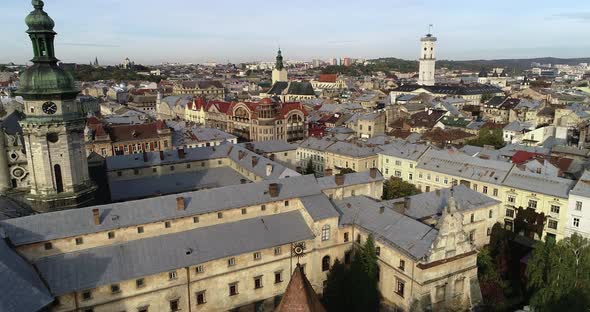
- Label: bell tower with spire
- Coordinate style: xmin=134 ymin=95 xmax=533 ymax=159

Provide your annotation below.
xmin=15 ymin=0 xmax=95 ymax=211
xmin=418 ymin=25 xmax=437 ymax=86
xmin=271 ymin=48 xmax=288 ymax=85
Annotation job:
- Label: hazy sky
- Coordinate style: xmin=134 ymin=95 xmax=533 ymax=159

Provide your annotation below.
xmin=2 ymin=0 xmax=590 ymax=65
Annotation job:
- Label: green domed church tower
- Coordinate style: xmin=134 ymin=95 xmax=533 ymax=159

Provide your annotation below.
xmin=16 ymin=0 xmax=95 ymax=211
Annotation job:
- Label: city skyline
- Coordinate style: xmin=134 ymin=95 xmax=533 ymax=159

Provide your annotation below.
xmin=2 ymin=0 xmax=590 ymax=65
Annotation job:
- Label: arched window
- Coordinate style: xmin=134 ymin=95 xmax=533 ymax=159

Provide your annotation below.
xmin=321 ymin=225 xmax=330 ymax=241
xmin=322 ymin=255 xmax=330 ymax=272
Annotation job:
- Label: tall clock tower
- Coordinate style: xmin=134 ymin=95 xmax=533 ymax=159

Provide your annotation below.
xmin=15 ymin=0 xmax=95 ymax=211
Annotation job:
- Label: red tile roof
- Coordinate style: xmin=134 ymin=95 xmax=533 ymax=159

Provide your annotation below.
xmin=318 ymin=74 xmax=337 ymax=83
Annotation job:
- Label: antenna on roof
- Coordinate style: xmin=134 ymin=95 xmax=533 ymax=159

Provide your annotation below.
xmin=428 ymin=24 xmax=434 ymax=35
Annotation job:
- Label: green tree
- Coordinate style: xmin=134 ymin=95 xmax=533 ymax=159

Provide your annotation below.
xmin=527 ymin=234 xmax=590 ymax=311
xmin=382 ymin=177 xmax=420 ymax=200
xmin=323 ymin=235 xmax=380 ymax=312
xmin=304 ymin=159 xmax=315 ymax=175
xmin=339 ymin=168 xmax=356 ymax=174
xmin=466 ymin=128 xmax=505 ymax=149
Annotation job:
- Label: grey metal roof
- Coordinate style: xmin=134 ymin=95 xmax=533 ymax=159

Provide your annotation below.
xmin=298 ymin=137 xmax=336 ymax=151
xmin=0 ymin=197 xmax=34 ymax=221
xmin=299 ymin=194 xmax=340 ymax=221
xmin=570 ymin=171 xmax=590 ymax=198
xmin=317 ymin=170 xmax=383 ymax=190
xmin=34 ymin=211 xmax=314 ymax=296
xmin=379 ymin=141 xmax=429 ymax=161
xmin=336 ymin=196 xmax=438 ymax=260
xmin=227 ymin=145 xmax=299 ymax=180
xmin=417 ymin=149 xmax=513 ymax=185
xmin=383 ymin=185 xmax=500 ymax=220
xmin=503 ymin=121 xmax=533 ymax=132
xmin=106 ymin=145 xmax=232 ymax=171
xmin=109 ymin=167 xmax=247 ymax=202
xmin=502 ymin=169 xmax=575 ymax=198
xmin=326 ymin=141 xmax=381 ymax=158
xmin=0 ymin=238 xmax=53 ymax=312
xmin=0 ymin=175 xmax=320 ymax=246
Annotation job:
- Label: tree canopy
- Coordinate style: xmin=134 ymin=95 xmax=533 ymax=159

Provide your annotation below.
xmin=466 ymin=128 xmax=505 ymax=149
xmin=72 ymin=65 xmax=163 ymax=83
xmin=526 ymin=234 xmax=590 ymax=311
xmin=339 ymin=168 xmax=356 ymax=174
xmin=382 ymin=177 xmax=421 ymax=200
xmin=323 ymin=235 xmax=380 ymax=312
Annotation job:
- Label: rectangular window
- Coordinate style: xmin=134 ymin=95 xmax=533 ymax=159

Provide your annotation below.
xmin=399 ymin=259 xmax=405 ymax=271
xmin=261 ymin=205 xmax=266 ymax=211
xmin=275 ymin=271 xmax=283 ymax=283
xmin=196 ymin=291 xmax=206 ymax=305
xmin=274 ymin=247 xmax=282 ymax=255
xmin=548 ymin=219 xmax=558 ymax=229
xmin=469 ymin=230 xmax=475 ymax=242
xmin=228 ymin=257 xmax=236 ymax=267
xmin=395 ymin=160 xmax=402 ymax=166
xmin=487 ymin=228 xmax=492 ymax=236
xmin=508 ymin=196 xmax=515 ymax=204
xmin=254 ymin=276 xmax=263 ymax=289
xmin=82 ymin=291 xmax=92 ymax=301
xmin=133 ymin=169 xmax=139 ymax=175
xmin=506 ymin=208 xmax=515 ymax=218
xmin=473 ymin=184 xmax=478 ymax=191
xmin=170 ymin=299 xmax=179 ymax=312
xmin=493 ymin=189 xmax=498 ymax=197
xmin=576 ymin=201 xmax=583 ymax=211
xmin=44 ymin=242 xmax=53 ymax=250
xmin=489 ymin=210 xmax=493 ymax=219
xmin=253 ymin=252 xmax=261 ymax=260
xmin=117 ymin=171 xmax=122 ymax=177
xmin=196 ymin=265 xmax=204 ymax=273
xmin=528 ymin=200 xmax=537 ymax=209
xmin=164 ymin=221 xmax=171 ymax=228
xmin=376 ymin=246 xmax=381 ymax=256
xmin=152 ymin=167 xmax=157 ymax=173
xmin=111 ymin=284 xmax=120 ymax=294
xmin=186 ymin=163 xmax=191 ymax=169
xmin=218 ymin=212 xmax=223 ymax=219
xmin=241 ymin=208 xmax=247 ymax=215
xmin=483 ymin=186 xmax=488 ymax=194
xmin=573 ymin=218 xmax=580 ymax=227
xmin=284 ymin=200 xmax=289 ymax=206
xmin=551 ymin=205 xmax=560 ymax=214
xmin=193 ymin=216 xmax=199 ymax=223
xmin=136 ymin=278 xmax=145 ymax=288
xmin=170 ymin=165 xmax=175 ymax=171
xmin=395 ymin=279 xmax=405 ymax=298
xmin=344 ymin=232 xmax=349 ymax=242
xmin=229 ymin=283 xmax=238 ymax=296
xmin=108 ymin=231 xmax=115 ymax=239
xmin=75 ymin=237 xmax=84 ymax=245
xmin=137 ymin=226 xmax=144 ymax=234
xmin=169 ymin=271 xmax=178 ymax=280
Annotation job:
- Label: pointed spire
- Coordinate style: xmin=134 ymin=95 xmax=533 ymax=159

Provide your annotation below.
xmin=275 ymin=264 xmax=326 ymax=312
xmin=275 ymin=48 xmax=284 ymax=70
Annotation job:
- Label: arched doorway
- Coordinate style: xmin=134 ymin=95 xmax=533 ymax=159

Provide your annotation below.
xmin=54 ymin=164 xmax=63 ymax=193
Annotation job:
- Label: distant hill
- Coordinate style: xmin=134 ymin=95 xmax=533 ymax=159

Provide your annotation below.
xmin=368 ymin=57 xmax=590 ymax=73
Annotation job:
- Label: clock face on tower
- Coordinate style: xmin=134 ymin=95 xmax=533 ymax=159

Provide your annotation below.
xmin=42 ymin=102 xmax=58 ymax=115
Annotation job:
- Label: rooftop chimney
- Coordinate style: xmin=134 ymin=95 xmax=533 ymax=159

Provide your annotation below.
xmin=370 ymin=168 xmax=378 ymax=179
xmin=269 ymin=183 xmax=279 ymax=197
xmin=266 ymin=164 xmax=273 ymax=176
xmin=324 ymin=168 xmax=333 ymax=176
xmin=335 ymin=174 xmax=345 ymax=186
xmin=159 ymin=151 xmax=165 ymax=161
xmin=379 ymin=206 xmax=385 ymax=214
xmin=176 ymin=197 xmax=185 ymax=211
xmin=252 ymin=156 xmax=259 ymax=167
xmin=92 ymin=208 xmax=100 ymax=225
xmin=143 ymin=151 xmax=148 ymax=162
xmin=178 ymin=148 xmax=186 ymax=159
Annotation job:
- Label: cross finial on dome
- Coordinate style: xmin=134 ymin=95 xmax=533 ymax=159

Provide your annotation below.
xmin=32 ymin=0 xmax=44 ymax=10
